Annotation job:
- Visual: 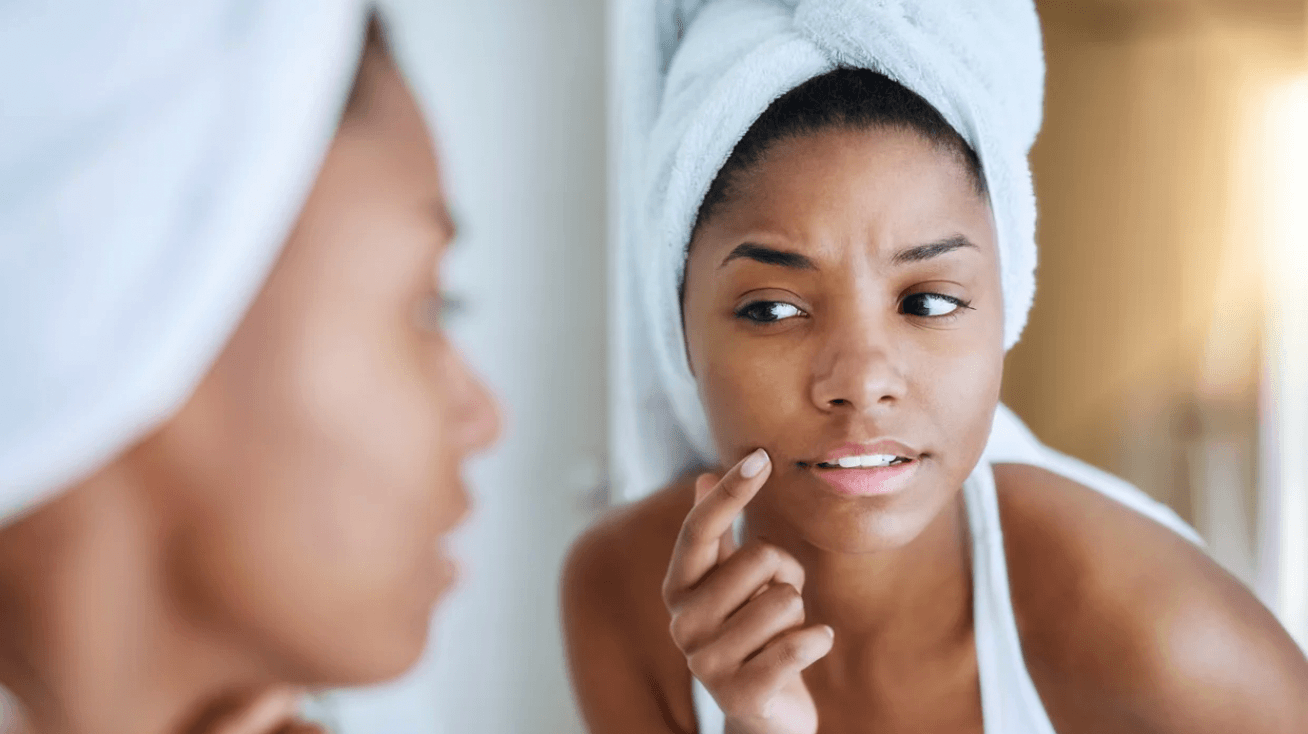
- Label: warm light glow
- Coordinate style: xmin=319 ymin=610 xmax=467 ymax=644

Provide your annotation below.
xmin=1263 ymin=75 xmax=1308 ymax=648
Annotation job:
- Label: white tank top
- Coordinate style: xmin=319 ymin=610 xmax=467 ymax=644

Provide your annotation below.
xmin=690 ymin=406 xmax=1202 ymax=733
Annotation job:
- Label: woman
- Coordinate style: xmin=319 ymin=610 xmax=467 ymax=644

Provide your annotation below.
xmin=563 ymin=1 xmax=1308 ymax=732
xmin=0 ymin=5 xmax=497 ymax=734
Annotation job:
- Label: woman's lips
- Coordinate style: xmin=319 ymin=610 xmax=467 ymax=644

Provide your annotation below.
xmin=433 ymin=543 xmax=460 ymax=594
xmin=816 ymin=440 xmax=918 ymax=465
xmin=809 ymin=458 xmax=919 ymax=496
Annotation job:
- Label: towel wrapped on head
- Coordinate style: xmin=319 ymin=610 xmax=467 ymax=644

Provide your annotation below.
xmin=612 ymin=0 xmax=1199 ymax=544
xmin=0 ymin=0 xmax=369 ymax=524
xmin=614 ymin=0 xmax=1043 ymax=498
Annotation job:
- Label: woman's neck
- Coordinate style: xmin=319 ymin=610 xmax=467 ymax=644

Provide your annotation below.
xmin=0 ymin=469 xmax=270 ymax=734
xmin=745 ymin=492 xmax=973 ymax=685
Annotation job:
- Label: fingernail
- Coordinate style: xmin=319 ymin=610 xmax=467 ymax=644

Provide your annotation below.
xmin=274 ymin=691 xmax=304 ymax=718
xmin=268 ymin=690 xmax=304 ymax=721
xmin=823 ymin=625 xmax=835 ymax=639
xmin=741 ymin=449 xmax=770 ymax=478
xmin=244 ymin=691 xmax=301 ymax=731
xmin=693 ymin=475 xmax=713 ymax=504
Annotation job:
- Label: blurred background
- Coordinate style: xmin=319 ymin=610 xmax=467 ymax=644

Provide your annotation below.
xmin=315 ymin=1 xmax=1308 ymax=732
xmin=1005 ymin=0 xmax=1308 ymax=644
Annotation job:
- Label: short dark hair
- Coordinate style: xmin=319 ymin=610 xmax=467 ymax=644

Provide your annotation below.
xmin=692 ymin=67 xmax=987 ymax=235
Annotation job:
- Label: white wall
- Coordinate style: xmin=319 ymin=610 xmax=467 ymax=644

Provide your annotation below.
xmin=317 ymin=3 xmax=609 ymax=733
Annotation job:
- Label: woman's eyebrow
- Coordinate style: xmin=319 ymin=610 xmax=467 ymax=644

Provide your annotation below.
xmin=891 ymin=235 xmax=977 ymax=265
xmin=719 ymin=243 xmax=818 ymax=270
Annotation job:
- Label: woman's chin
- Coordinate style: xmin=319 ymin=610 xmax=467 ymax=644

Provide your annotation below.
xmin=361 ymin=553 xmax=461 ymax=682
xmin=778 ymin=495 xmax=945 ymax=555
xmin=769 ymin=465 xmax=963 ymax=554
xmin=799 ymin=518 xmax=925 ymax=555
xmin=327 ymin=620 xmax=433 ymax=686
xmin=303 ymin=586 xmax=445 ymax=686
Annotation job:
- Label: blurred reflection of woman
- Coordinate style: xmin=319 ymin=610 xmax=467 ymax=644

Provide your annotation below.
xmin=0 ymin=5 xmax=499 ymax=733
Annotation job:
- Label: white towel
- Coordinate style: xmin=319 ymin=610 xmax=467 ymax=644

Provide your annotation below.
xmin=612 ymin=0 xmax=1043 ymax=498
xmin=610 ymin=0 xmax=1200 ymax=545
xmin=0 ymin=0 xmax=370 ymax=524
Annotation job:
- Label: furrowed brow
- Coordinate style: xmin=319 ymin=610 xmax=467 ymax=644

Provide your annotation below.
xmin=720 ymin=243 xmax=818 ymax=271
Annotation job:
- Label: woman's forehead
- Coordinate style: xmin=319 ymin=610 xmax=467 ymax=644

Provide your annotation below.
xmin=695 ymin=127 xmax=997 ymax=262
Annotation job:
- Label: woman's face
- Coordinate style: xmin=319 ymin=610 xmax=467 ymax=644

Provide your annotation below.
xmin=682 ymin=126 xmax=1003 ymax=554
xmin=135 ymin=43 xmax=499 ymax=684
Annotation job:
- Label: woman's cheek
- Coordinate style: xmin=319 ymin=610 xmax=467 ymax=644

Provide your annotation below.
xmin=925 ymin=342 xmax=1002 ymax=459
xmin=699 ymin=338 xmax=804 ymax=459
xmin=279 ymin=332 xmax=445 ymax=570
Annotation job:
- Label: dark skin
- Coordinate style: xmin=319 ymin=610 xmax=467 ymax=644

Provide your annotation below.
xmin=562 ymin=126 xmax=1308 ymax=734
xmin=0 ymin=34 xmax=500 ymax=734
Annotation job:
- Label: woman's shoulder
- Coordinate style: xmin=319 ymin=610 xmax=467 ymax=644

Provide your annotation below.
xmin=993 ymin=462 xmax=1308 ymax=733
xmin=560 ymin=477 xmax=700 ymax=733
xmin=563 ymin=477 xmax=695 ymax=612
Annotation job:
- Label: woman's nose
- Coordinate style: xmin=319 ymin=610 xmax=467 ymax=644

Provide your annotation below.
xmin=809 ymin=321 xmax=908 ymax=414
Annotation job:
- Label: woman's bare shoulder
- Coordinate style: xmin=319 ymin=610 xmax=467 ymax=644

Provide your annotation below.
xmin=563 ymin=478 xmax=695 ymax=614
xmin=993 ymin=462 xmax=1308 ymax=734
xmin=561 ymin=477 xmax=699 ymax=734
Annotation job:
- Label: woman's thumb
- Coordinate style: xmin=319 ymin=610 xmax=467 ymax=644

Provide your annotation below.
xmin=181 ymin=688 xmax=303 ymax=734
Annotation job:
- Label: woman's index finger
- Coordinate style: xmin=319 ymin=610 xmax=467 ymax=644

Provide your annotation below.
xmin=693 ymin=473 xmax=718 ymax=505
xmin=665 ymin=450 xmax=770 ymax=594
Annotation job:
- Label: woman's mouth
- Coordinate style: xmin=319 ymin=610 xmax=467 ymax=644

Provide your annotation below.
xmin=809 ymin=457 xmax=919 ymax=496
xmin=813 ymin=453 xmax=912 ymax=469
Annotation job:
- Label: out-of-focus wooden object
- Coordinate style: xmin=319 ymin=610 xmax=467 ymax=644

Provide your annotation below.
xmin=1004 ymin=0 xmax=1306 ymax=582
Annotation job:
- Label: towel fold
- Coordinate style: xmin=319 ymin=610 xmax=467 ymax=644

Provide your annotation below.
xmin=611 ymin=0 xmax=1200 ymax=546
xmin=614 ymin=0 xmax=1044 ymax=497
xmin=0 ymin=0 xmax=370 ymax=524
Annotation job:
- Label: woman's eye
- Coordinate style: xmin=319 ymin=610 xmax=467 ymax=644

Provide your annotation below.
xmin=735 ymin=301 xmax=805 ymax=323
xmin=901 ymin=293 xmax=968 ymax=317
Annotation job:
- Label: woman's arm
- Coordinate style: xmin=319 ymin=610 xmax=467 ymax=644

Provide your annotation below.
xmin=997 ymin=463 xmax=1308 ymax=734
xmin=1128 ymin=573 xmax=1308 ymax=732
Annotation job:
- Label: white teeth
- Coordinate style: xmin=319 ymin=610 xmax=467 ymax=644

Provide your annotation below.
xmin=828 ymin=454 xmax=905 ymax=468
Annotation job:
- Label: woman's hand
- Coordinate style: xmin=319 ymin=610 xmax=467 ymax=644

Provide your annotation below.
xmin=662 ymin=450 xmax=834 ymax=734
xmin=182 ymin=689 xmax=326 ymax=734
